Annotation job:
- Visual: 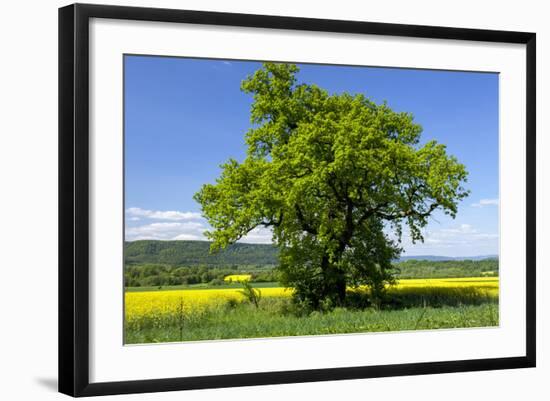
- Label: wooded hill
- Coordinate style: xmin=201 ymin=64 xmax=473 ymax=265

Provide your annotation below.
xmin=125 ymin=240 xmax=278 ymax=267
xmin=125 ymin=240 xmax=498 ymax=276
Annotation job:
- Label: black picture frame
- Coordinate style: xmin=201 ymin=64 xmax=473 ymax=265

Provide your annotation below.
xmin=59 ymin=3 xmax=536 ymax=397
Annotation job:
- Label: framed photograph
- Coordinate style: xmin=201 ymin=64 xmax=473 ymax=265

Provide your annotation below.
xmin=59 ymin=3 xmax=536 ymax=397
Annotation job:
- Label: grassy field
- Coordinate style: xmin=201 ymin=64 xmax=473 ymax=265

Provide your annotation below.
xmin=124 ymin=277 xmax=499 ymax=344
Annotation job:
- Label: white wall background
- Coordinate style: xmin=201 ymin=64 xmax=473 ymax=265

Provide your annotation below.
xmin=0 ymin=0 xmax=546 ymax=399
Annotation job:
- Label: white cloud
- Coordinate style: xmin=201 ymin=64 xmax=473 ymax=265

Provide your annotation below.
xmin=240 ymin=227 xmax=273 ymax=244
xmin=471 ymin=198 xmax=499 ymax=208
xmin=424 ymin=223 xmax=498 ymax=245
xmin=125 ymin=207 xmax=274 ymax=243
xmin=126 ymin=221 xmax=207 ymax=241
xmin=439 ymin=224 xmax=477 ymax=235
xmin=126 ymin=207 xmax=202 ymax=221
xmin=125 ymin=206 xmax=496 ymax=255
xmin=173 ymin=233 xmax=205 ymax=241
xmin=222 ymin=61 xmax=232 ymax=66
xmin=390 ymin=223 xmax=498 ymax=257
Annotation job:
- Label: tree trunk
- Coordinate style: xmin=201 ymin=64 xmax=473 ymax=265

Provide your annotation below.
xmin=320 ymin=253 xmax=348 ymax=307
xmin=334 ymin=271 xmax=347 ymax=305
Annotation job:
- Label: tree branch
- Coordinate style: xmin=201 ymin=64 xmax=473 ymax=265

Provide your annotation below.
xmin=375 ymin=201 xmax=440 ymax=221
xmin=295 ymin=204 xmax=317 ymax=235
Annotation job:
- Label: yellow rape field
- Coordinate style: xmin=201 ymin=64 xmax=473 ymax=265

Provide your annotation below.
xmin=125 ymin=286 xmax=292 ymax=329
xmin=392 ymin=277 xmax=499 ymax=295
xmin=126 ymin=286 xmax=290 ymax=319
xmin=125 ymin=277 xmax=498 ymax=328
xmin=223 ymin=274 xmax=252 ymax=283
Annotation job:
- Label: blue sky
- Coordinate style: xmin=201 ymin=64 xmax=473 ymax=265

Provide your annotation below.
xmin=124 ymin=55 xmax=499 ymax=257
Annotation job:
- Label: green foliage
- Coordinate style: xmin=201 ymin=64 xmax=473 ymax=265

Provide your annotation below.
xmin=194 ymin=63 xmax=469 ymax=309
xmin=124 ymin=263 xmax=279 ymax=288
xmin=124 ymin=258 xmax=498 ymax=289
xmin=239 ymin=280 xmax=262 ymax=308
xmin=209 ymin=278 xmax=224 ymax=286
xmin=396 ymin=258 xmax=498 ymax=278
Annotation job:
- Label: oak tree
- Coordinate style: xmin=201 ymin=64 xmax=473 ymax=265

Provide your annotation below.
xmin=194 ymin=63 xmax=469 ymax=308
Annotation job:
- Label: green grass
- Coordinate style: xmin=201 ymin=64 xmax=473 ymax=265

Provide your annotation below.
xmin=124 ymin=297 xmax=498 ymax=344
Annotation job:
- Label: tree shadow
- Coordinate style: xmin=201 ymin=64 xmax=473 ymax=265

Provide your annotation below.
xmin=345 ymin=286 xmax=498 ymax=311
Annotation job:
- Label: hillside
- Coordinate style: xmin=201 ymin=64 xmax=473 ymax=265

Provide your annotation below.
xmin=399 ymin=254 xmax=498 ymax=262
xmin=125 ymin=240 xmax=278 ymax=267
xmin=125 ymin=240 xmax=498 ymax=271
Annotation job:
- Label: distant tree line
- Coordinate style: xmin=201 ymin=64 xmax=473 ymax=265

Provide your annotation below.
xmin=124 ymin=259 xmax=498 ymax=288
xmin=396 ymin=259 xmax=498 ymax=278
xmin=124 ymin=264 xmax=278 ymax=288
